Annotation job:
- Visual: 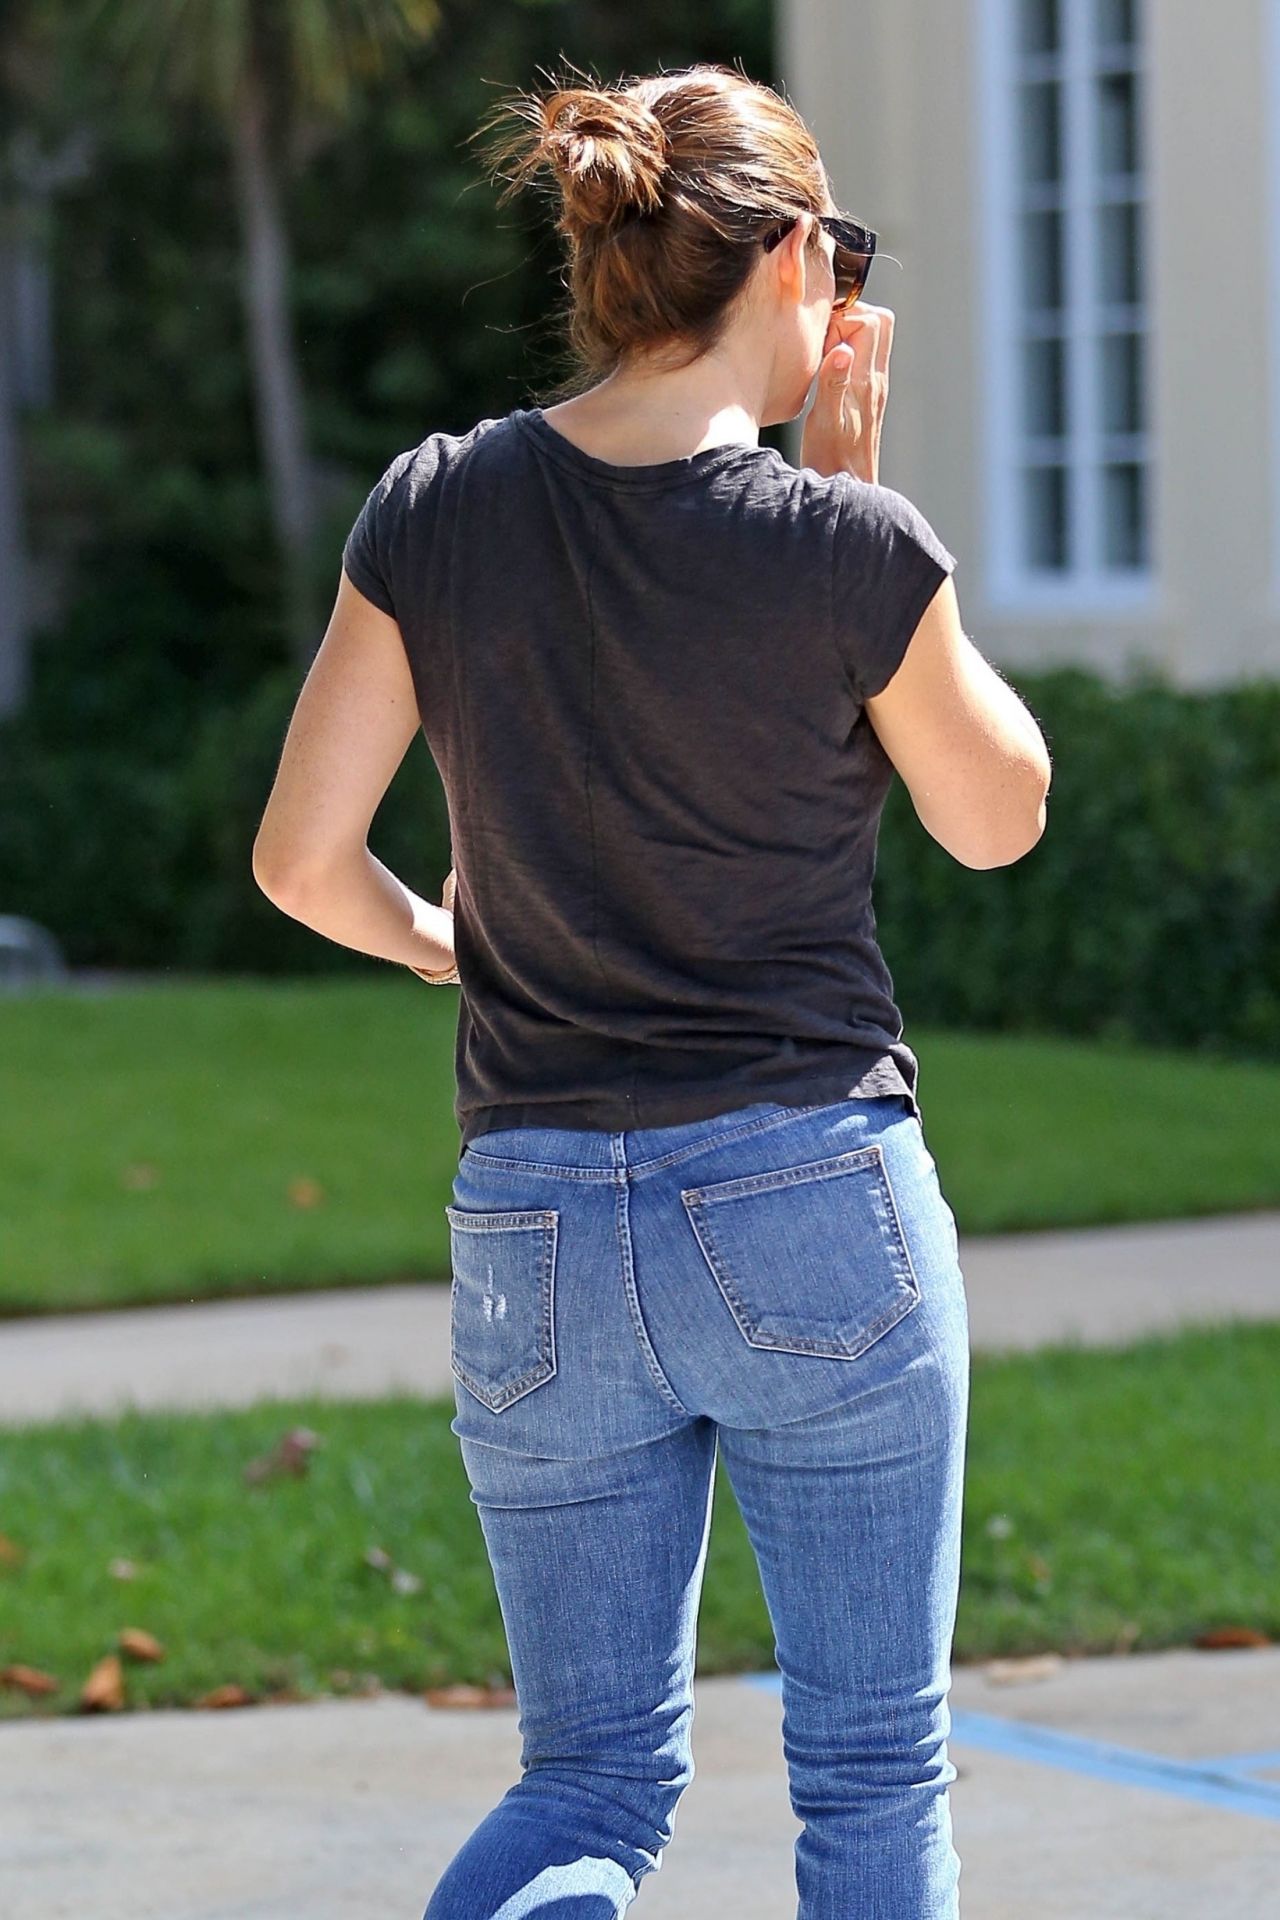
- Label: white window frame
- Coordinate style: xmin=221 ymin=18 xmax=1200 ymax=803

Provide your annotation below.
xmin=977 ymin=0 xmax=1157 ymax=613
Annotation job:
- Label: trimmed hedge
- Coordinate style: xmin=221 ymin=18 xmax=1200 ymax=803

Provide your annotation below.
xmin=0 ymin=664 xmax=451 ymax=975
xmin=875 ymin=666 xmax=1280 ymax=1058
xmin=2 ymin=664 xmax=1277 ymax=1056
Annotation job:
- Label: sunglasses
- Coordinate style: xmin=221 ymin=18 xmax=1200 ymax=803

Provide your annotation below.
xmin=761 ymin=212 xmax=877 ymax=311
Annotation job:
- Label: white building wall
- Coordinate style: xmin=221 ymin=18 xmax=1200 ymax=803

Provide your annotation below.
xmin=780 ymin=0 xmax=1280 ymax=684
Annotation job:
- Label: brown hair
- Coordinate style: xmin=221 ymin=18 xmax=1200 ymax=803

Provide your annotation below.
xmin=471 ymin=59 xmax=838 ymax=395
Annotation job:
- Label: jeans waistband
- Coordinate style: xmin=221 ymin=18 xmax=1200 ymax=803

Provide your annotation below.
xmin=460 ymin=1093 xmax=916 ymax=1181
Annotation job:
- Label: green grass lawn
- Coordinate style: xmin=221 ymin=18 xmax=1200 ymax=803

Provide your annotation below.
xmin=3 ymin=978 xmax=1279 ymax=1316
xmin=1 ymin=1320 xmax=1276 ymax=1719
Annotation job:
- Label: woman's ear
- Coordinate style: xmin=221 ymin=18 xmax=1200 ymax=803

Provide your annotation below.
xmin=773 ymin=213 xmax=814 ymax=300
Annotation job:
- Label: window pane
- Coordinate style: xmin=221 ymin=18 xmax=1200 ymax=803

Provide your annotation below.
xmin=1020 ymin=81 xmax=1063 ymax=183
xmin=1098 ymin=200 xmax=1142 ymax=303
xmin=1023 ymin=466 xmax=1070 ymax=569
xmin=1102 ymin=464 xmax=1146 ymax=566
xmin=1096 ymin=0 xmax=1136 ymax=50
xmin=1097 ymin=70 xmax=1139 ymax=176
xmin=1099 ymin=332 xmax=1143 ymax=433
xmin=1020 ymin=0 xmax=1061 ymax=55
xmin=1022 ymin=209 xmax=1065 ymax=312
xmin=1024 ymin=336 xmax=1068 ymax=436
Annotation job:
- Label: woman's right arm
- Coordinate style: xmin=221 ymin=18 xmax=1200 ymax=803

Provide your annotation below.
xmin=864 ymin=573 xmax=1052 ymax=870
xmin=805 ymin=297 xmax=1051 ymax=869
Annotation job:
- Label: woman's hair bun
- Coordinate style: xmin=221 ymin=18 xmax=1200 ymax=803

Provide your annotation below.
xmin=539 ymin=87 xmax=670 ymax=228
xmin=473 ymin=61 xmax=833 ymax=383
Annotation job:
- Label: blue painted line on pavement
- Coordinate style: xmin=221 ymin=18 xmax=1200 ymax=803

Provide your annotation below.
xmin=1194 ymin=1748 xmax=1280 ymax=1775
xmin=739 ymin=1672 xmax=1280 ymax=1823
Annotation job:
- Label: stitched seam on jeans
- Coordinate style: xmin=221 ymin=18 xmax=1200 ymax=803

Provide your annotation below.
xmin=683 ymin=1198 xmax=909 ymax=1357
xmin=624 ymin=1093 xmax=916 ymax=1179
xmin=616 ymin=1169 xmax=689 ymax=1414
xmin=446 ymin=1207 xmax=559 ymax=1229
xmin=449 ymin=1214 xmax=558 ymax=1410
xmin=459 ymin=1095 xmax=911 ymax=1181
xmin=680 ymin=1143 xmax=885 ymax=1206
xmin=461 ymin=1106 xmax=816 ymax=1180
xmin=623 ymin=1102 xmax=845 ymax=1179
xmin=680 ymin=1155 xmax=917 ymax=1358
xmin=453 ymin=1155 xmax=621 ymax=1182
xmin=874 ymin=1157 xmax=922 ymax=1297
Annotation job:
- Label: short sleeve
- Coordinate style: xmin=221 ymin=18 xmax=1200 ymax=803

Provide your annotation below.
xmin=341 ymin=445 xmax=418 ymax=620
xmin=830 ymin=476 xmax=958 ymax=703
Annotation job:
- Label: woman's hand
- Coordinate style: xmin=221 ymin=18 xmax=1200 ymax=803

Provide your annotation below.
xmin=406 ymin=865 xmax=459 ymax=984
xmin=800 ymin=300 xmax=895 ymax=486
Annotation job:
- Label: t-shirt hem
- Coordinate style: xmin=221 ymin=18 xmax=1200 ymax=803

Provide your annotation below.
xmin=859 ymin=547 xmax=957 ymax=702
xmin=341 ymin=553 xmax=395 ymax=620
xmin=458 ymin=1048 xmax=920 ymax=1147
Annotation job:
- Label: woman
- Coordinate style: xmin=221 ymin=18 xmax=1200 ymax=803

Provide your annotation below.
xmin=254 ymin=60 xmax=1050 ymax=1920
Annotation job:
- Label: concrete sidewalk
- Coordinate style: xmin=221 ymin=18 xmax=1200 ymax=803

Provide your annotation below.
xmin=1 ymin=1208 xmax=1277 ymax=1427
xmin=4 ymin=1648 xmax=1278 ymax=1918
xmin=3 ymin=1210 xmax=1277 ymax=1917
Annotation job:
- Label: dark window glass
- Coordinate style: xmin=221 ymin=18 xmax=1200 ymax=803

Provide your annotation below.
xmin=1023 ymin=466 xmax=1071 ymax=569
xmin=1022 ymin=208 xmax=1065 ymax=312
xmin=1020 ymin=81 xmax=1063 ymax=184
xmin=1097 ymin=69 xmax=1140 ymax=176
xmin=1096 ymin=0 xmax=1136 ymax=51
xmin=1099 ymin=332 xmax=1144 ymax=434
xmin=1098 ymin=200 xmax=1142 ymax=304
xmin=1102 ymin=463 xmax=1146 ymax=566
xmin=1020 ymin=0 xmax=1061 ymax=55
xmin=1024 ymin=336 xmax=1069 ymax=437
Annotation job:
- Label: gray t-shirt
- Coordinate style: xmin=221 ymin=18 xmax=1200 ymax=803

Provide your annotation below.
xmin=342 ymin=406 xmax=957 ymax=1147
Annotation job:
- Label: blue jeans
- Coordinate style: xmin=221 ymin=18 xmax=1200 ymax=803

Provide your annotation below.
xmin=424 ymin=1092 xmax=970 ymax=1919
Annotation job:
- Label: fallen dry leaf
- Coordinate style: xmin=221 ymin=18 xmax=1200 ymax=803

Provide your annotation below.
xmin=363 ymin=1544 xmax=423 ymax=1595
xmin=81 ymin=1653 xmax=125 ymax=1712
xmin=0 ymin=1533 xmax=25 ymax=1569
xmin=243 ymin=1426 xmax=323 ymax=1484
xmin=327 ymin=1669 xmax=384 ymax=1698
xmin=1194 ymin=1625 xmax=1272 ymax=1649
xmin=423 ymin=1683 xmax=517 ymax=1710
xmin=287 ymin=1176 xmax=325 ymax=1209
xmin=0 ymin=1663 xmax=58 ymax=1697
xmin=195 ymin=1684 xmax=254 ymax=1710
xmin=118 ymin=1628 xmax=165 ymax=1663
xmin=983 ymin=1654 xmax=1064 ymax=1685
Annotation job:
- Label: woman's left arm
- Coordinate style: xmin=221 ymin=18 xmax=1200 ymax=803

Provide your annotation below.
xmin=252 ymin=570 xmax=457 ymax=980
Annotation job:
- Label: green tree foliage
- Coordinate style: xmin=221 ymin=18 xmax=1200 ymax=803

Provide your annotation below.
xmin=3 ymin=659 xmax=1279 ymax=1060
xmin=3 ymin=0 xmax=775 ymax=961
xmin=30 ymin=1 xmax=775 ymax=698
xmin=6 ymin=4 xmax=1275 ymax=1061
xmin=71 ymin=0 xmax=445 ymax=662
xmin=873 ymin=668 xmax=1280 ymax=1058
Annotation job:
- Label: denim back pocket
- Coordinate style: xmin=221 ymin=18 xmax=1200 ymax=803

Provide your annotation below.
xmin=444 ymin=1206 xmax=559 ymax=1412
xmin=680 ymin=1144 xmax=919 ymax=1360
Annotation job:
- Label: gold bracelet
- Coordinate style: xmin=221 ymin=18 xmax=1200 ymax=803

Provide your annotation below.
xmin=408 ymin=959 xmax=460 ymax=985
